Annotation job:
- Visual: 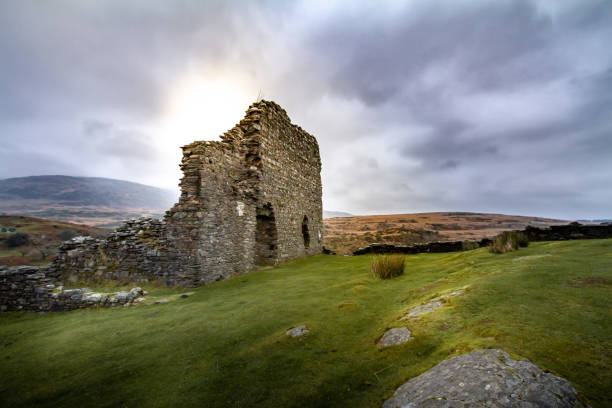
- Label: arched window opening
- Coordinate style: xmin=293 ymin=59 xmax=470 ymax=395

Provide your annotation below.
xmin=302 ymin=215 xmax=310 ymax=249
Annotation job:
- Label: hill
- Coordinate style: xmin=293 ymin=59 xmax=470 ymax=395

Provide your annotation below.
xmin=0 ymin=215 xmax=107 ymax=266
xmin=0 ymin=176 xmax=177 ymax=227
xmin=0 ymin=239 xmax=609 ymax=407
xmin=323 ymin=210 xmax=354 ymax=219
xmin=323 ymin=212 xmax=568 ymax=254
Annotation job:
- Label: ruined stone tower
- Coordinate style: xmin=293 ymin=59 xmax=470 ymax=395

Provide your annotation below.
xmin=48 ymin=100 xmax=323 ymax=286
xmin=163 ymin=100 xmax=323 ymax=284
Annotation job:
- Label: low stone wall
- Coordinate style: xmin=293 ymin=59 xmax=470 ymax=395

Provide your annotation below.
xmin=524 ymin=222 xmax=612 ymax=241
xmin=353 ymin=239 xmax=491 ymax=255
xmin=46 ymin=218 xmax=191 ymax=286
xmin=0 ymin=266 xmax=54 ymax=312
xmin=0 ymin=265 xmax=147 ymax=312
xmin=352 ymin=222 xmax=612 ymax=255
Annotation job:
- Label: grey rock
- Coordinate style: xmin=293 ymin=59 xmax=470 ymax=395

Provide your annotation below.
xmin=84 ymin=293 xmax=102 ymax=302
xmin=179 ymin=291 xmax=195 ymax=298
xmin=382 ymin=349 xmax=589 ymax=408
xmin=129 ymin=287 xmax=143 ymax=296
xmin=286 ymin=325 xmax=309 ymax=337
xmin=402 ymin=301 xmax=443 ymax=318
xmin=377 ymin=327 xmax=412 ymax=347
xmin=114 ymin=292 xmax=128 ymax=302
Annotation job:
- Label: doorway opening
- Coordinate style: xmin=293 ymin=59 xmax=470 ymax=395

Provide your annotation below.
xmin=255 ymin=203 xmax=278 ymax=265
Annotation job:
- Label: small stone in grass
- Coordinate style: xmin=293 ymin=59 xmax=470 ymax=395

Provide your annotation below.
xmin=286 ymin=325 xmax=309 ymax=337
xmin=377 ymin=327 xmax=412 ymax=347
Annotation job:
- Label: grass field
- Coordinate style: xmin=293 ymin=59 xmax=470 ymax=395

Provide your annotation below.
xmin=1 ymin=239 xmax=610 ymax=407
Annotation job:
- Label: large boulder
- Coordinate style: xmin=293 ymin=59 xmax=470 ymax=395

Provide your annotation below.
xmin=382 ymin=349 xmax=588 ymax=408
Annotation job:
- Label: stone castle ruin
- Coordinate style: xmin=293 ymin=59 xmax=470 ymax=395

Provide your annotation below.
xmin=46 ymin=100 xmax=323 ymax=287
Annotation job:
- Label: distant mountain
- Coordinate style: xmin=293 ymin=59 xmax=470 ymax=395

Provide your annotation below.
xmin=323 ymin=210 xmax=354 ymax=219
xmin=0 ymin=176 xmax=176 ymax=208
xmin=0 ymin=176 xmax=178 ymax=227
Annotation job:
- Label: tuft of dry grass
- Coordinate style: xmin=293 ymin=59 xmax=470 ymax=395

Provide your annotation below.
xmin=489 ymin=231 xmax=529 ymax=253
xmin=370 ymin=255 xmax=405 ymax=279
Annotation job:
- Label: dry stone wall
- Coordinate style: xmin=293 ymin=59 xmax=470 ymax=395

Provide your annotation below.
xmin=48 ymin=218 xmax=187 ymax=285
xmin=353 ymin=222 xmax=612 ymax=255
xmin=0 ymin=266 xmax=146 ymax=312
xmin=45 ymin=100 xmax=323 ymax=287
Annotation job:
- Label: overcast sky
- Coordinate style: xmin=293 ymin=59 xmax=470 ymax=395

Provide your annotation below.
xmin=1 ymin=0 xmax=611 ymax=219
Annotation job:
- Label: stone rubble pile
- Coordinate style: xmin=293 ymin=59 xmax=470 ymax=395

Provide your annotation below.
xmin=50 ymin=286 xmax=147 ymax=311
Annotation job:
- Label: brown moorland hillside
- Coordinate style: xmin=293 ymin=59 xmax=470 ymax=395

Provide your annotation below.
xmin=323 ymin=212 xmax=569 ymax=254
xmin=0 ymin=216 xmax=108 ymax=266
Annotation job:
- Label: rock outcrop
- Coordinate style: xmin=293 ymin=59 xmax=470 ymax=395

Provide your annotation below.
xmin=382 ymin=349 xmax=588 ymax=408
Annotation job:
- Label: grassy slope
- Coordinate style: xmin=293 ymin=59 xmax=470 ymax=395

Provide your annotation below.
xmin=0 ymin=240 xmax=610 ymax=407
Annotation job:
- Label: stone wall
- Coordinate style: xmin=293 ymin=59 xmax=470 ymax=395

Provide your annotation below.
xmin=256 ymin=103 xmax=323 ymax=262
xmin=523 ymin=222 xmax=612 ymax=241
xmin=353 ymin=239 xmax=491 ymax=255
xmin=0 ymin=266 xmax=54 ymax=312
xmin=0 ymin=266 xmax=146 ymax=312
xmin=48 ymin=218 xmax=186 ymax=285
xmin=45 ymin=100 xmax=323 ymax=287
xmin=353 ymin=222 xmax=612 ymax=255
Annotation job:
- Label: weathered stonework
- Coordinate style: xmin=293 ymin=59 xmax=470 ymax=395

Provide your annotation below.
xmin=47 ymin=100 xmax=323 ymax=286
xmin=0 ymin=266 xmax=147 ymax=312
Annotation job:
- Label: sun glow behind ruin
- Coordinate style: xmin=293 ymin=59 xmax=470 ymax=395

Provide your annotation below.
xmin=156 ymin=74 xmax=254 ymax=190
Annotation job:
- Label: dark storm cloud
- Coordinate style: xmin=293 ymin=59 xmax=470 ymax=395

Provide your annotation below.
xmin=310 ymin=1 xmax=562 ymax=107
xmin=0 ymin=1 xmax=258 ymax=121
xmin=0 ymin=0 xmax=611 ymax=219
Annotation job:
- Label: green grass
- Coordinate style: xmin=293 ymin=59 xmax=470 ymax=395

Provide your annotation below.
xmin=1 ymin=239 xmax=611 ymax=407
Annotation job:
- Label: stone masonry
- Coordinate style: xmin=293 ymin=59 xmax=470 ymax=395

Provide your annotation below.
xmin=0 ymin=266 xmax=147 ymax=312
xmin=46 ymin=100 xmax=323 ymax=286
